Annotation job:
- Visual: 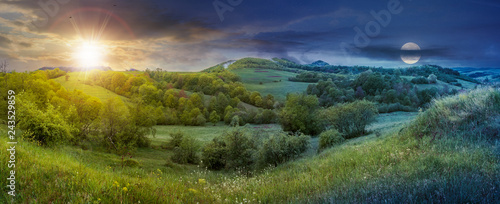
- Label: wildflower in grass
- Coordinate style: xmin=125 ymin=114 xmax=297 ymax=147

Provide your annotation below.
xmin=122 ymin=187 xmax=128 ymax=192
xmin=198 ymin=179 xmax=206 ymax=185
xmin=188 ymin=188 xmax=198 ymax=194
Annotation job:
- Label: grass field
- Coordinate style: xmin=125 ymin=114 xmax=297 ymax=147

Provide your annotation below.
xmin=232 ymin=68 xmax=314 ymax=101
xmin=52 ymin=72 xmax=129 ymax=102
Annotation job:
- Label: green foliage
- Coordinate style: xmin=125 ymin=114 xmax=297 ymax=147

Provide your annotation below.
xmin=279 ymin=93 xmax=322 ymax=135
xmin=323 ymin=100 xmax=378 ymax=139
xmin=427 ymin=74 xmax=437 ymax=84
xmin=166 ymin=131 xmax=184 ymax=149
xmin=18 ymin=94 xmax=73 ymax=146
xmin=201 ymin=137 xmax=227 ymax=170
xmin=201 ymin=129 xmax=255 ymax=171
xmin=209 ymin=111 xmax=220 ymax=125
xmin=171 ymin=135 xmax=201 ymax=164
xmin=318 ymin=129 xmax=344 ymax=153
xmin=228 ymin=57 xmax=283 ymax=70
xmin=256 ymin=132 xmax=310 ymax=168
xmin=377 ymin=102 xmax=415 ymax=113
xmin=202 ymin=129 xmax=310 ymax=171
xmin=411 ymin=77 xmax=429 ymax=84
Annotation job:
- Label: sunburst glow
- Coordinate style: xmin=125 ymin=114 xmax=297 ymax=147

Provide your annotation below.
xmin=74 ymin=42 xmax=105 ymax=67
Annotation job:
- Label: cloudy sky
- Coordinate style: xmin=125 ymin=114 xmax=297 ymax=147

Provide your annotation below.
xmin=0 ymin=0 xmax=499 ymax=71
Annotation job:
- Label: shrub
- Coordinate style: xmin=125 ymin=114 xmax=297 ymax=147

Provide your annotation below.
xmin=171 ymin=135 xmax=200 ymax=164
xmin=18 ymin=94 xmax=73 ymax=146
xmin=223 ymin=129 xmax=255 ymax=170
xmin=167 ymin=131 xmax=184 ymax=149
xmin=123 ymin=159 xmax=140 ymax=167
xmin=318 ymin=129 xmax=344 ymax=153
xmin=411 ymin=77 xmax=429 ymax=84
xmin=322 ymin=100 xmax=378 ymax=139
xmin=257 ymin=132 xmax=310 ymax=168
xmin=428 ymin=74 xmax=438 ymax=84
xmin=279 ymin=93 xmax=323 ymax=135
xmin=201 ymin=137 xmax=227 ymax=170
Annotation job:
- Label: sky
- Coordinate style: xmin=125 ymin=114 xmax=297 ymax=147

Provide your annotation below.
xmin=0 ymin=0 xmax=499 ymax=72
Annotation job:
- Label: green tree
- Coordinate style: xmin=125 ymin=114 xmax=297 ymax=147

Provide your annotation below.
xmin=209 ymin=111 xmax=220 ymax=126
xmin=99 ymin=97 xmax=135 ymax=153
xmin=322 ymin=100 xmax=378 ymax=138
xmin=18 ymin=94 xmax=73 ymax=146
xmin=279 ymin=93 xmax=322 ymax=135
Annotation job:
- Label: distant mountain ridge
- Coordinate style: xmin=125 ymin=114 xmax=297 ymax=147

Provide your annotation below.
xmin=38 ymin=66 xmax=112 ymax=72
xmin=309 ymin=60 xmax=329 ymax=67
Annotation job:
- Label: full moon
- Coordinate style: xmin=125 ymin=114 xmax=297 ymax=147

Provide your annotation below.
xmin=400 ymin=42 xmax=421 ymax=64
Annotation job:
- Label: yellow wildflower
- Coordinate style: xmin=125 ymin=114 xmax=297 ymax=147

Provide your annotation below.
xmin=198 ymin=179 xmax=206 ymax=185
xmin=188 ymin=188 xmax=198 ymax=194
xmin=122 ymin=187 xmax=128 ymax=192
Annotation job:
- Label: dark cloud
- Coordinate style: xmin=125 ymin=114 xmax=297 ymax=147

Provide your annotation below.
xmin=2 ymin=0 xmax=500 ymax=70
xmin=0 ymin=35 xmax=12 ymax=47
xmin=18 ymin=42 xmax=32 ymax=48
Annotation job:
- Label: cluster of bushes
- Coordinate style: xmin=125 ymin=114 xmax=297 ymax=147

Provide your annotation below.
xmin=201 ymin=129 xmax=310 ymax=171
xmin=306 ymin=70 xmax=460 ymax=109
xmin=288 ymin=71 xmax=346 ymax=83
xmin=279 ymin=93 xmax=378 ymax=139
xmin=411 ymin=77 xmax=429 ymax=84
xmin=321 ymin=100 xmax=378 ymax=139
xmin=377 ymin=102 xmax=415 ymax=113
xmin=165 ymin=128 xmax=310 ymax=171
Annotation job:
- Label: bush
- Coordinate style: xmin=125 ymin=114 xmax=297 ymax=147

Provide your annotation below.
xmin=318 ymin=129 xmax=344 ymax=153
xmin=279 ymin=93 xmax=323 ymax=135
xmin=171 ymin=135 xmax=200 ymax=164
xmin=223 ymin=129 xmax=255 ymax=170
xmin=257 ymin=132 xmax=310 ymax=168
xmin=411 ymin=77 xmax=429 ymax=84
xmin=428 ymin=74 xmax=437 ymax=84
xmin=18 ymin=94 xmax=73 ymax=146
xmin=123 ymin=159 xmax=140 ymax=167
xmin=323 ymin=100 xmax=378 ymax=139
xmin=378 ymin=103 xmax=415 ymax=113
xmin=202 ymin=129 xmax=310 ymax=171
xmin=166 ymin=131 xmax=184 ymax=149
xmin=201 ymin=137 xmax=227 ymax=170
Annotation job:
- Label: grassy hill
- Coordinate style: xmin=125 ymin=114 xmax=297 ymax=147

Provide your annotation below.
xmin=233 ymin=68 xmax=314 ymax=101
xmin=2 ymin=88 xmax=498 ymax=203
xmin=53 ymin=72 xmax=129 ymax=102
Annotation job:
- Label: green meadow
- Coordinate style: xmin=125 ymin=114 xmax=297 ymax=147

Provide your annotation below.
xmin=233 ymin=68 xmax=315 ymax=101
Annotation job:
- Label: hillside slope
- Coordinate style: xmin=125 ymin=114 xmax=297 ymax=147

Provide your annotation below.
xmin=1 ymin=88 xmax=498 ymax=203
xmin=53 ymin=72 xmax=128 ymax=102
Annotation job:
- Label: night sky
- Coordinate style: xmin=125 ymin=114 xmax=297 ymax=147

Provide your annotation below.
xmin=0 ymin=0 xmax=499 ymax=71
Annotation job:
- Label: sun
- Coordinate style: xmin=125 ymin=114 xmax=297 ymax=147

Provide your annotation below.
xmin=74 ymin=42 xmax=105 ymax=67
